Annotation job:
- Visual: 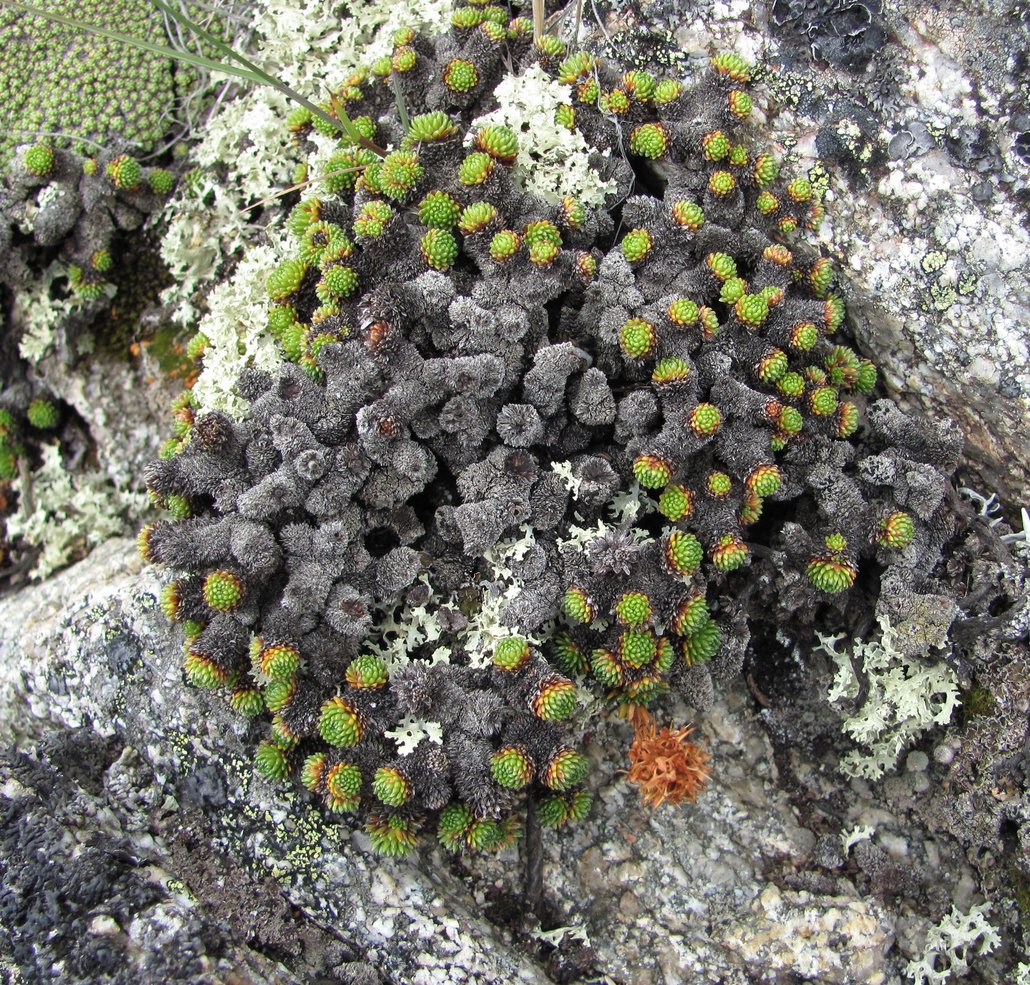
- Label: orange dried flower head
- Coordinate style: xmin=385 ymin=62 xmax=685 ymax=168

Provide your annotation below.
xmin=625 ymin=711 xmax=710 ymax=809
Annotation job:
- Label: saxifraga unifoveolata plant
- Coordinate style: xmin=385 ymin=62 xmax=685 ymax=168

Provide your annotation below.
xmin=140 ymin=8 xmax=961 ymax=857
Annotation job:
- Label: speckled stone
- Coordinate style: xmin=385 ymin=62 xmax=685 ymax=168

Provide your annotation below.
xmin=502 ymin=689 xmax=898 ymax=985
xmin=34 ymin=346 xmax=175 ymax=493
xmin=723 ymin=885 xmax=892 ymax=984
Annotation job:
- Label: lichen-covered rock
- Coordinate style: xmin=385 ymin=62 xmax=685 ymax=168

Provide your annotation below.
xmin=526 ymin=687 xmax=901 ymax=985
xmin=1 ymin=146 xmax=178 ymax=342
xmin=0 ymin=0 xmax=1026 ymax=980
xmin=0 ymin=345 xmax=163 ymax=584
xmin=727 ymin=885 xmax=893 ymax=983
xmin=23 ymin=342 xmax=175 ymax=494
xmin=0 ymin=740 xmax=378 ymax=985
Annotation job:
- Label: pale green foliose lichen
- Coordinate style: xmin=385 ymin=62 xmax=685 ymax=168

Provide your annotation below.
xmin=186 ymin=235 xmax=290 ymax=418
xmin=819 ymin=615 xmax=961 ymax=779
xmin=467 ymin=64 xmax=618 ymax=206
xmin=904 ymin=903 xmax=1000 ymax=985
xmin=14 ymin=264 xmax=101 ymax=364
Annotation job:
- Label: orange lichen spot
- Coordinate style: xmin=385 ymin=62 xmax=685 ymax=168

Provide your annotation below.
xmin=624 ymin=709 xmax=710 ymax=809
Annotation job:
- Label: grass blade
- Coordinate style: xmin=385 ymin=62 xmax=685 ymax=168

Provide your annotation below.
xmin=147 ymin=0 xmax=384 ymax=154
xmin=239 ymin=163 xmax=369 ymax=214
xmin=389 ymin=72 xmax=410 ymax=133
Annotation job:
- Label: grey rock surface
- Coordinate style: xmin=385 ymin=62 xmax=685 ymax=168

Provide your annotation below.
xmin=1 ymin=540 xmax=1023 ymax=984
xmin=0 ymin=741 xmax=367 ymax=985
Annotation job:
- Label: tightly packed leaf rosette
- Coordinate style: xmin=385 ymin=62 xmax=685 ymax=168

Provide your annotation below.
xmin=143 ymin=14 xmax=962 ymax=853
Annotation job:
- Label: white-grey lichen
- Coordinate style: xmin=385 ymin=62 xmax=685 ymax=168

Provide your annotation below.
xmin=468 ymin=64 xmax=617 ymax=206
xmin=7 ymin=444 xmax=149 ymax=579
xmin=904 ymin=902 xmax=1000 ymax=985
xmin=820 ymin=616 xmax=961 ymax=780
